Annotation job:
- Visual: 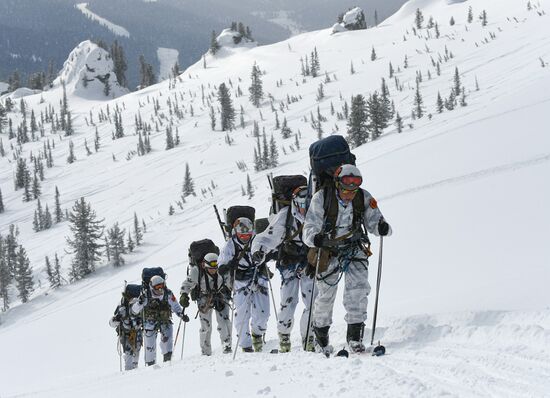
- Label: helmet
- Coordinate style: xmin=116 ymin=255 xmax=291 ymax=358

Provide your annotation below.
xmin=292 ymin=186 xmax=308 ymax=215
xmin=335 ymin=164 xmax=363 ymax=191
xmin=234 ymin=217 xmax=254 ymax=243
xmin=150 ymin=275 xmax=165 ymax=295
xmin=203 ymin=253 xmax=219 ymax=269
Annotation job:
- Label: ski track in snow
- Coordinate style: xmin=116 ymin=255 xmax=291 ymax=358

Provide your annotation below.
xmin=76 ymin=3 xmax=130 ymax=38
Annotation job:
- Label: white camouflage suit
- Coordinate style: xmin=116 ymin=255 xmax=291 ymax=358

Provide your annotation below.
xmin=252 ymin=204 xmax=316 ymax=339
xmin=109 ymin=301 xmax=142 ymax=370
xmin=131 ymin=288 xmax=183 ymax=364
xmin=180 ymin=266 xmax=232 ymax=355
xmin=303 ymin=188 xmax=391 ymax=329
xmin=218 ymin=237 xmax=270 ymax=349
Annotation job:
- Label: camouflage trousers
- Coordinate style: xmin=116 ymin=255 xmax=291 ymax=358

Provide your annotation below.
xmin=277 ymin=265 xmax=316 ymax=338
xmin=143 ymin=321 xmax=173 ymax=363
xmin=199 ymin=305 xmax=232 ymax=355
xmin=233 ymin=277 xmax=270 ymax=348
xmin=119 ymin=329 xmax=142 ymax=370
xmin=313 ymin=257 xmax=371 ymax=329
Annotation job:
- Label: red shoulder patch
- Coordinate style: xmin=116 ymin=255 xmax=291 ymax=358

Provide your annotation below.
xmin=171 ymin=294 xmax=176 ymax=301
xmin=369 ymin=198 xmax=378 ymax=209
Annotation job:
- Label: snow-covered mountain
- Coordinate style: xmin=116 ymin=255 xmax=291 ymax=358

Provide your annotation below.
xmin=53 ymin=40 xmax=128 ymax=99
xmin=0 ymin=0 xmax=549 ymax=396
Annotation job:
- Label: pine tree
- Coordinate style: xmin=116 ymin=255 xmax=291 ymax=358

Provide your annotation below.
xmin=182 ymin=163 xmax=195 ymax=197
xmin=415 ymin=8 xmax=424 ymax=29
xmin=67 ymin=140 xmax=76 ymax=164
xmin=45 ymin=256 xmax=55 ymax=288
xmin=436 ymin=92 xmax=444 ymax=113
xmin=414 ymin=82 xmax=425 ymax=118
xmin=209 ymin=106 xmax=216 ymax=131
xmin=367 ymin=92 xmax=388 ymax=140
xmin=165 ymin=126 xmax=174 ymax=150
xmin=107 ymin=223 xmax=126 ymax=267
xmin=168 ymin=204 xmax=175 ymax=215
xmin=310 ymin=47 xmax=320 ymax=77
xmin=210 ymin=31 xmax=221 ymax=55
xmin=66 ymin=198 xmax=104 ymax=280
xmin=248 ymin=63 xmax=264 ymax=107
xmin=246 ymin=174 xmax=254 ymax=199
xmin=127 ymin=231 xmax=134 ymax=253
xmin=481 ymin=10 xmax=488 ymax=27
xmin=55 ymin=186 xmax=63 ymax=223
xmin=110 ymin=41 xmax=128 ymax=87
xmin=218 ymin=83 xmax=235 ymax=131
xmin=269 ymin=134 xmax=279 ymax=168
xmin=43 ymin=205 xmax=52 ymax=229
xmin=371 ymin=47 xmax=377 ymax=61
xmin=453 ymin=67 xmax=462 ymax=96
xmin=395 ymin=112 xmax=403 ymax=133
xmin=347 ymin=95 xmax=369 ymax=147
xmin=281 ymin=117 xmax=292 ymax=139
xmin=15 ymin=246 xmax=34 ymax=303
xmin=450 ymin=16 xmax=455 ymax=26
xmin=0 ymin=238 xmax=11 ymax=310
xmin=350 ymin=61 xmax=355 ymax=75
xmin=134 ymin=212 xmax=143 ymax=246
xmin=0 ymin=188 xmax=4 ymax=213
xmin=467 ymin=6 xmax=474 ymax=23
xmin=32 ymin=172 xmax=41 ymax=199
xmin=262 ymin=132 xmax=269 ymax=169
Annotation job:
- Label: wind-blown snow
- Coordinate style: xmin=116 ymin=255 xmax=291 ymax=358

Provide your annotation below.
xmin=76 ymin=3 xmax=130 ymax=38
xmin=157 ymin=47 xmax=180 ymax=81
xmin=253 ymin=10 xmax=305 ymax=36
xmin=1 ymin=0 xmax=550 ymax=396
xmin=0 ymin=81 xmax=8 ymax=94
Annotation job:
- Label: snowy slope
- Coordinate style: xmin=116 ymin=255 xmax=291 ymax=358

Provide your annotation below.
xmin=1 ymin=0 xmax=550 ymax=396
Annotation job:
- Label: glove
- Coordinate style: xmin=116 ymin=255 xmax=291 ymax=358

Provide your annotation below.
xmin=218 ymin=261 xmax=236 ymax=275
xmin=252 ymin=251 xmax=265 ymax=264
xmin=304 ymin=263 xmax=316 ymax=278
xmin=179 ymin=293 xmax=190 ymax=308
xmin=179 ymin=311 xmax=190 ymax=322
xmin=378 ymin=219 xmax=390 ymax=236
xmin=213 ymin=295 xmax=226 ymax=312
xmin=138 ymin=294 xmax=145 ymax=305
xmin=313 ymin=233 xmax=327 ymax=248
xmin=220 ymin=285 xmax=232 ymax=299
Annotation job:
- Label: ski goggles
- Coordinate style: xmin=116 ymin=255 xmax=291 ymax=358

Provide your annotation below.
xmin=340 ymin=175 xmax=362 ymax=188
xmin=236 ymin=232 xmax=253 ymax=241
xmin=152 ymin=283 xmax=165 ymax=291
xmin=204 ymin=260 xmax=218 ymax=269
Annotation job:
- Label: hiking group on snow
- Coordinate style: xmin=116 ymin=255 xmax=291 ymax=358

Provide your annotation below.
xmin=109 ymin=136 xmax=391 ymax=370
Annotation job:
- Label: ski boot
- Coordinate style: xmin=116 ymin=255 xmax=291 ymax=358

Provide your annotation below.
xmin=302 ymin=335 xmax=315 ymax=352
xmin=347 ymin=323 xmax=366 ymax=353
xmin=223 ymin=345 xmax=232 ymax=354
xmin=279 ymin=333 xmax=291 ymax=353
xmin=146 ymin=361 xmax=156 ymax=366
xmin=252 ymin=333 xmax=264 ymax=352
xmin=314 ymin=326 xmax=333 ymax=357
xmin=163 ymin=352 xmax=172 ymax=362
xmin=242 ymin=346 xmax=254 ymax=353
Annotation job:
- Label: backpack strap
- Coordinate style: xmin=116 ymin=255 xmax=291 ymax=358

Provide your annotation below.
xmin=323 ymin=185 xmax=366 ymax=241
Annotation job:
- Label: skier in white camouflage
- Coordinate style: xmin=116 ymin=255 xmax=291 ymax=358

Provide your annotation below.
xmin=180 ymin=253 xmax=233 ymax=355
xmin=252 ymin=186 xmax=316 ymax=352
xmin=303 ymin=164 xmax=392 ymax=355
xmin=131 ymin=275 xmax=188 ymax=365
xmin=109 ymin=285 xmax=143 ymax=370
xmin=218 ymin=218 xmax=270 ymax=352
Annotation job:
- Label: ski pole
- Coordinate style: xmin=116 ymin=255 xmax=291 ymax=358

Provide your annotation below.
xmin=370 ymin=236 xmax=384 ymax=347
xmin=267 ymin=269 xmax=279 ymax=324
xmin=173 ymin=318 xmax=182 ymax=349
xmin=303 ymin=248 xmax=322 ymax=350
xmin=180 ymin=321 xmax=187 ymax=360
xmin=213 ymin=205 xmax=228 ymax=240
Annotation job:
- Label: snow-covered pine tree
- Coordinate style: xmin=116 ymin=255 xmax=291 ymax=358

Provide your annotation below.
xmin=66 ymin=198 xmax=104 ymax=280
xmin=367 ymin=92 xmax=388 ymax=140
xmin=467 ymin=6 xmax=474 ymax=23
xmin=15 ymin=246 xmax=34 ymax=303
xmin=107 ymin=223 xmax=126 ymax=267
xmin=415 ymin=8 xmax=424 ymax=29
xmin=67 ymin=140 xmax=76 ymax=164
xmin=127 ymin=231 xmax=134 ymax=253
xmin=437 ymin=92 xmax=444 ymax=113
xmin=210 ymin=31 xmax=221 ymax=55
xmin=246 ymin=174 xmax=254 ymax=199
xmin=54 ymin=186 xmax=63 ymax=223
xmin=165 ymin=126 xmax=174 ymax=150
xmin=218 ymin=83 xmax=235 ymax=131
xmin=347 ymin=94 xmax=369 ymax=148
xmin=32 ymin=172 xmax=41 ymax=199
xmin=481 ymin=10 xmax=488 ymax=27
xmin=395 ymin=112 xmax=403 ymax=133
xmin=0 ymin=238 xmax=11 ymax=310
xmin=269 ymin=134 xmax=279 ymax=168
xmin=281 ymin=117 xmax=292 ymax=139
xmin=182 ymin=163 xmax=195 ymax=197
xmin=371 ymin=47 xmax=377 ymax=61
xmin=249 ymin=63 xmax=264 ymax=107
xmin=310 ymin=47 xmax=320 ymax=77
xmin=414 ymin=82 xmax=425 ymax=118
xmin=133 ymin=212 xmax=142 ymax=246
xmin=209 ymin=106 xmax=216 ymax=131
xmin=453 ymin=67 xmax=462 ymax=96
xmin=110 ymin=40 xmax=128 ymax=88
xmin=0 ymin=187 xmax=4 ymax=213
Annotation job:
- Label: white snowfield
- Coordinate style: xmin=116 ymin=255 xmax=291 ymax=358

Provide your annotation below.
xmin=76 ymin=3 xmax=131 ymax=38
xmin=157 ymin=47 xmax=180 ymax=81
xmin=1 ymin=0 xmax=550 ymax=396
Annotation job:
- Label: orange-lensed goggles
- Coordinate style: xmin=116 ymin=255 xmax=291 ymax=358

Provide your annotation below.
xmin=340 ymin=175 xmax=362 ymax=188
xmin=153 ymin=283 xmax=165 ymax=290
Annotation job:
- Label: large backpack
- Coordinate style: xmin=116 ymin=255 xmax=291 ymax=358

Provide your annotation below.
xmin=309 ymin=135 xmax=356 ymax=191
xmin=124 ymin=284 xmax=142 ymax=300
xmin=225 ymin=205 xmax=255 ymax=235
xmin=141 ymin=267 xmax=166 ymax=290
xmin=188 ymin=239 xmax=220 ymax=266
xmin=254 ymin=218 xmax=270 ymax=234
xmin=269 ymin=175 xmax=308 ymax=214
